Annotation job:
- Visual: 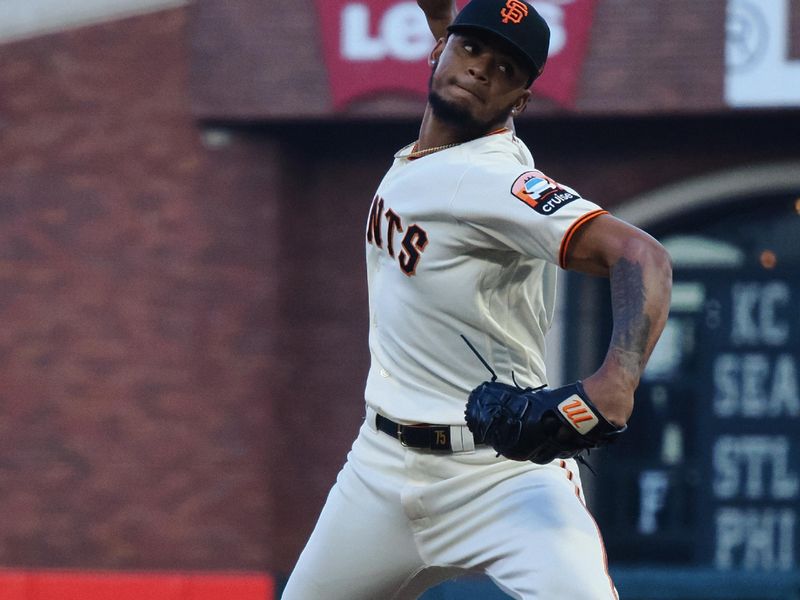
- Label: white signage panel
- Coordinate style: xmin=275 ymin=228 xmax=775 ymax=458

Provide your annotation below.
xmin=726 ymin=0 xmax=800 ymax=107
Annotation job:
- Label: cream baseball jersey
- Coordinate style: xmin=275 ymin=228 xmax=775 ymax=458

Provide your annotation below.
xmin=364 ymin=129 xmax=607 ymax=425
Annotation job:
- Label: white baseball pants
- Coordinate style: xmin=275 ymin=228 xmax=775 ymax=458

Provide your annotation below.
xmin=282 ymin=415 xmax=619 ymax=600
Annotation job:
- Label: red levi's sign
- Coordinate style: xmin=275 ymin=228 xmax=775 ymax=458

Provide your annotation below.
xmin=312 ymin=0 xmax=597 ymax=110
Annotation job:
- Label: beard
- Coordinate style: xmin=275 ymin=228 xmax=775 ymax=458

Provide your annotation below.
xmin=428 ymin=75 xmax=514 ymax=139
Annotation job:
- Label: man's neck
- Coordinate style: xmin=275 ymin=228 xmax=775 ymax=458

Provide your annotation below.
xmin=416 ymin=106 xmax=515 ymax=151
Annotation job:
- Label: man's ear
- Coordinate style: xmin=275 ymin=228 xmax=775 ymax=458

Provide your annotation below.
xmin=512 ymin=90 xmax=532 ymax=116
xmin=429 ymin=37 xmax=446 ymax=67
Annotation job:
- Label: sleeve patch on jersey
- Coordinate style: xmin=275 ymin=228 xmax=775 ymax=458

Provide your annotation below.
xmin=511 ymin=171 xmax=581 ymax=215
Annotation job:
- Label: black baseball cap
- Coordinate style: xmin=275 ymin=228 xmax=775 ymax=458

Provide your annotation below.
xmin=447 ymin=0 xmax=551 ymax=85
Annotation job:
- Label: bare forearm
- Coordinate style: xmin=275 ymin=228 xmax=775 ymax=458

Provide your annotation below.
xmin=607 ymin=240 xmax=671 ymax=383
xmin=584 ymin=236 xmax=672 ymax=423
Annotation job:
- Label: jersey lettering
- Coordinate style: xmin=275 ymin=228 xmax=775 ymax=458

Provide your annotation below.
xmin=366 ymin=194 xmax=384 ymax=247
xmin=399 ymin=224 xmax=429 ymax=276
xmin=385 ymin=209 xmax=403 ymax=257
xmin=367 ymin=196 xmax=429 ymax=275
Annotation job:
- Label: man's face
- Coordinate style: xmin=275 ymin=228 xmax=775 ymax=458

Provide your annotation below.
xmin=428 ymin=31 xmax=532 ymax=135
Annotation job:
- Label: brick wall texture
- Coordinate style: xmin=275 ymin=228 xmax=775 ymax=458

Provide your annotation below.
xmin=0 ymin=1 xmax=799 ymax=578
xmin=0 ymin=10 xmax=278 ymax=571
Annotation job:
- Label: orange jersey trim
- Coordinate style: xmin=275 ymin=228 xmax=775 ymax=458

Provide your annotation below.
xmin=558 ymin=209 xmax=609 ymax=269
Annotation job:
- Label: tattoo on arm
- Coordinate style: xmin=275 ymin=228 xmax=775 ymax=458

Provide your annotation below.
xmin=609 ymin=258 xmax=652 ymax=378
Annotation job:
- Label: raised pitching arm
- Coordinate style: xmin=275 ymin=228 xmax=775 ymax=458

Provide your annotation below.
xmin=417 ymin=0 xmax=458 ymax=41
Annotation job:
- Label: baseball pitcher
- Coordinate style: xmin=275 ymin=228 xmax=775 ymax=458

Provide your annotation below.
xmin=282 ymin=1 xmax=672 ymax=598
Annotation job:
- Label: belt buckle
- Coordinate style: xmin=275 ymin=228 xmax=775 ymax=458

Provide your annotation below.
xmin=397 ymin=424 xmax=409 ymax=447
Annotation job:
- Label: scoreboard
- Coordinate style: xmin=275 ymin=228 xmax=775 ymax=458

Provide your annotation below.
xmin=590 ymin=269 xmax=799 ymax=571
xmin=696 ymin=274 xmax=798 ymax=570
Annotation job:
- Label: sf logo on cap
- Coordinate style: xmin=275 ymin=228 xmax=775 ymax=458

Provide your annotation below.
xmin=500 ymin=0 xmax=529 ymax=24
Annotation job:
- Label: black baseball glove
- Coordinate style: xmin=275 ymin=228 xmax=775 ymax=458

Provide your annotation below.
xmin=465 ymin=380 xmax=626 ymax=464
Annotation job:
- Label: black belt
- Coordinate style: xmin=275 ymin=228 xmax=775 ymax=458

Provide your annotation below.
xmin=375 ymin=413 xmax=455 ymax=451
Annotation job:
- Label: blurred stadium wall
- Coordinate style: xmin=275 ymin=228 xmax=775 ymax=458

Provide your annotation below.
xmin=0 ymin=1 xmax=798 ymax=599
